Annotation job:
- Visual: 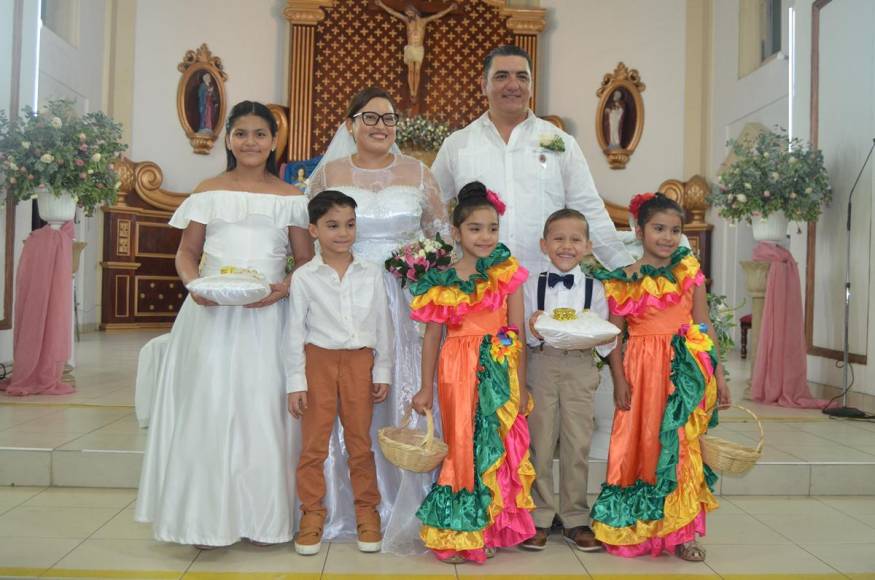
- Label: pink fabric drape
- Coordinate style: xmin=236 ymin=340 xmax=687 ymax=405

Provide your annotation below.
xmin=0 ymin=222 xmax=75 ymax=396
xmin=751 ymin=241 xmax=826 ymax=408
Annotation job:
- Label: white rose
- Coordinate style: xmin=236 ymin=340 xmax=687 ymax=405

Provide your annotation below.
xmin=91 ymin=153 xmax=101 ymax=162
xmin=744 ymin=182 xmax=752 ymax=189
xmin=8 ymin=161 xmax=17 ymax=171
xmin=789 ymin=157 xmax=798 ymax=164
xmin=539 ymin=133 xmax=553 ymax=147
xmin=21 ymin=141 xmax=30 ymax=149
xmin=789 ymin=192 xmax=797 ymax=199
xmin=736 ymin=194 xmax=748 ymax=203
xmin=763 ymin=152 xmax=769 ymax=158
xmin=78 ymin=132 xmax=86 ymax=141
xmin=771 ymin=172 xmax=780 ymax=181
xmin=87 ymin=169 xmax=94 ymax=175
xmin=763 ymin=190 xmax=771 ymax=197
xmin=805 ymin=187 xmax=813 ymax=194
xmin=40 ymin=153 xmax=54 ymax=163
xmin=50 ymin=116 xmax=62 ymax=129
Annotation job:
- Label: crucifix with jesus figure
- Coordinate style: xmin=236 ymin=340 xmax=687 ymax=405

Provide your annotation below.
xmin=376 ymin=0 xmax=457 ymax=112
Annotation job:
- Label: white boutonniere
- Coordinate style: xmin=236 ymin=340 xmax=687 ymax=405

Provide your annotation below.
xmin=538 ymin=133 xmax=565 ymax=153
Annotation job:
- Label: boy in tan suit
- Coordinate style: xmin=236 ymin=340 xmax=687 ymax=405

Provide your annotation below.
xmin=521 ymin=209 xmax=615 ymax=552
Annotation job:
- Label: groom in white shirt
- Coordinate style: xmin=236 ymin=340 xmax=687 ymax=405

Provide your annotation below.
xmin=431 ymin=44 xmax=633 ymax=275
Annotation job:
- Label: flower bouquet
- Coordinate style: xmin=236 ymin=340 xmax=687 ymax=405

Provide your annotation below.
xmin=385 ymin=233 xmax=453 ymax=288
xmin=709 ymin=127 xmax=831 ymax=224
xmin=0 ymin=99 xmax=126 ymax=215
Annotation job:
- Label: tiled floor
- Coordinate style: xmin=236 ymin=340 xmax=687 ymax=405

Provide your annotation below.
xmin=2 ymin=333 xmax=875 ymax=577
xmin=0 ymin=488 xmax=873 ymax=579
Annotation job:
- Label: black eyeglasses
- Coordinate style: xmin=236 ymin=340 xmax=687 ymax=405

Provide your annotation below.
xmin=351 ymin=111 xmax=399 ymax=127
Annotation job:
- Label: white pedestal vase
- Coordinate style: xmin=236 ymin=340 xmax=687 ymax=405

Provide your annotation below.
xmin=751 ymin=211 xmax=788 ymax=242
xmin=740 ymin=260 xmax=771 ymax=400
xmin=35 ymin=185 xmax=76 ymax=229
xmin=590 ymin=365 xmax=615 ymax=460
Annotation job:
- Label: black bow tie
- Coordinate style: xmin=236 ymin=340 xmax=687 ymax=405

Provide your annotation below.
xmin=548 ymin=272 xmax=575 ymax=289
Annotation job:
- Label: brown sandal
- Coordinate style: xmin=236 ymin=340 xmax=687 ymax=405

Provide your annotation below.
xmin=675 ymin=541 xmax=706 ymax=562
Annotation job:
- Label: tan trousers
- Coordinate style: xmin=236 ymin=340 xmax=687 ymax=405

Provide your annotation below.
xmin=296 ymin=344 xmax=380 ymax=521
xmin=526 ymin=345 xmax=600 ymax=529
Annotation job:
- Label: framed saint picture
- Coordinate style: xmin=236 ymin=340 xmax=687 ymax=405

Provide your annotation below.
xmin=176 ymin=44 xmax=228 ymax=155
xmin=595 ymin=62 xmax=645 ymax=170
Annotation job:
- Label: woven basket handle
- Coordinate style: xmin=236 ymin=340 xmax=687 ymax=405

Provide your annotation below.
xmin=400 ymin=405 xmax=436 ymax=448
xmin=732 ymin=404 xmax=765 ymax=453
xmin=420 ymin=408 xmax=435 ymax=448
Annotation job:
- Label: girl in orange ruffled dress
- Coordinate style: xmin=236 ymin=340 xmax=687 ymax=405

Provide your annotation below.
xmin=590 ymin=193 xmax=731 ymax=562
xmin=410 ymin=181 xmax=535 ymax=564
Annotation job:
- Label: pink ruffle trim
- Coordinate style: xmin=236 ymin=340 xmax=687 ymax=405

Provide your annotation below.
xmin=484 ymin=415 xmax=535 ymax=549
xmin=604 ymin=510 xmax=707 ymax=558
xmin=412 ymin=266 xmax=528 ymax=325
xmin=608 ymin=270 xmax=704 ymax=317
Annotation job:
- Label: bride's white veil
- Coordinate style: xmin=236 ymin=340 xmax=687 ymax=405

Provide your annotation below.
xmin=307 ymin=121 xmax=402 ymax=195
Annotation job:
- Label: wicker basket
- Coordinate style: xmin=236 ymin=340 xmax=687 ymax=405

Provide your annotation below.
xmin=378 ymin=407 xmax=447 ymax=473
xmin=701 ymin=405 xmax=764 ymax=475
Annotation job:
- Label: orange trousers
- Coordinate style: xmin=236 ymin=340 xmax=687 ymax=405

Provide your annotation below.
xmin=296 ymin=344 xmax=381 ymax=520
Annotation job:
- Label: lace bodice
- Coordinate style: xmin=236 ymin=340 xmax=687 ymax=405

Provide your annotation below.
xmin=308 ymin=155 xmax=450 ymax=262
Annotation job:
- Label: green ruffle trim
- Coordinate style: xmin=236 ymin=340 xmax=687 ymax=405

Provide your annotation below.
xmin=409 ymin=244 xmax=512 ymax=297
xmin=590 ymin=331 xmax=718 ymax=528
xmin=592 ymin=247 xmax=691 ymax=284
xmin=416 ymin=335 xmax=511 ymax=531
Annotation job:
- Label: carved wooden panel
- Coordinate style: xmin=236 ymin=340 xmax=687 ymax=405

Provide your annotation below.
xmin=100 ymin=158 xmax=189 ymax=330
xmin=284 ymin=0 xmax=546 ymax=160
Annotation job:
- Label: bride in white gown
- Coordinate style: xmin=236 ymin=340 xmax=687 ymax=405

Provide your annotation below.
xmin=135 ymin=102 xmax=313 ymax=546
xmin=307 ymin=87 xmax=449 ymax=554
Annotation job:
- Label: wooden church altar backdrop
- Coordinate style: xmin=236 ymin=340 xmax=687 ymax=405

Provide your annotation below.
xmin=283 ymin=0 xmax=546 ymax=160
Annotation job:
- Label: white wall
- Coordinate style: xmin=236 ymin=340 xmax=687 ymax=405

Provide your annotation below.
xmin=708 ymin=0 xmax=791 ymax=329
xmin=538 ymin=0 xmax=688 ymax=206
xmin=130 ymin=0 xmax=289 ymax=193
xmin=792 ymin=0 xmax=875 ymax=396
xmin=38 ymin=0 xmax=108 ymax=333
xmin=0 ymin=0 xmax=40 ymax=363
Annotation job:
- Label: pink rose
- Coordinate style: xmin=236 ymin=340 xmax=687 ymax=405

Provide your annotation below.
xmin=75 ymin=159 xmax=84 ymax=166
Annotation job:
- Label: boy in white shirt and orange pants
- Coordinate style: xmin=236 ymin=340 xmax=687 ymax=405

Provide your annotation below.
xmin=286 ymin=190 xmax=393 ymax=556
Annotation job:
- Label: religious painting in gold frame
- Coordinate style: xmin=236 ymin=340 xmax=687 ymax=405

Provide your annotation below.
xmin=595 ymin=62 xmax=645 ymax=170
xmin=176 ymin=44 xmax=228 ymax=155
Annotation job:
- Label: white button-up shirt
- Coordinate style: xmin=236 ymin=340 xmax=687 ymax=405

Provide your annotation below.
xmin=285 ymin=253 xmax=393 ymax=393
xmin=524 ymin=264 xmax=615 ymax=357
xmin=432 ymin=111 xmax=634 ymax=275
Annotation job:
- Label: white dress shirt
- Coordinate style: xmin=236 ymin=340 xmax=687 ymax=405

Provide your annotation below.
xmin=431 ymin=111 xmax=634 ymax=275
xmin=524 ymin=264 xmax=615 ymax=358
xmin=285 ymin=253 xmax=393 ymax=393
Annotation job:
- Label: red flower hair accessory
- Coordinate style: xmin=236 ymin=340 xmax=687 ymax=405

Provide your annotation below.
xmin=629 ymin=192 xmax=656 ymax=220
xmin=485 ymin=188 xmax=507 ymax=216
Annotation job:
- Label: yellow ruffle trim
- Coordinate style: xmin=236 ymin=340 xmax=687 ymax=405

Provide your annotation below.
xmin=593 ymin=326 xmax=719 ymax=546
xmin=410 ymin=258 xmax=521 ymax=311
xmin=420 ymin=525 xmax=485 ymax=552
xmin=603 ymin=254 xmax=702 ymax=307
